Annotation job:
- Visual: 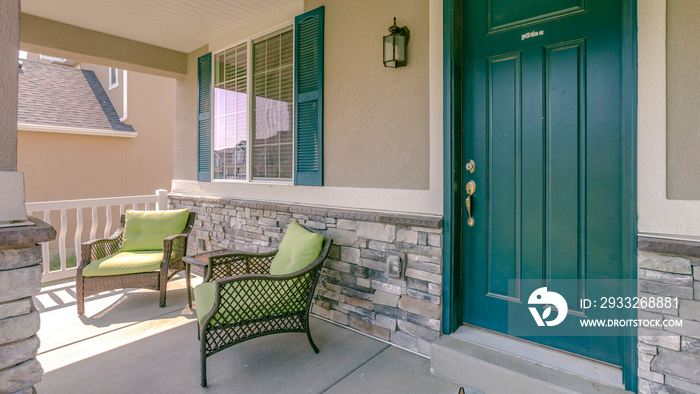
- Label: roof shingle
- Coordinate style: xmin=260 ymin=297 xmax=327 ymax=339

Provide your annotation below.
xmin=18 ymin=60 xmax=135 ymax=133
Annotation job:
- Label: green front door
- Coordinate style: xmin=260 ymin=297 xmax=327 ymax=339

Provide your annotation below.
xmin=461 ymin=0 xmax=624 ymax=365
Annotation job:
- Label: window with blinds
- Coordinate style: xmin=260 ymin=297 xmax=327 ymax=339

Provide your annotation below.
xmin=213 ymin=42 xmax=248 ymax=180
xmin=253 ymin=30 xmax=294 ymax=181
xmin=211 ymin=27 xmax=293 ymax=182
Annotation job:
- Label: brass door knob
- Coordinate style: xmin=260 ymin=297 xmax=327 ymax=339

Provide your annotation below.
xmin=465 ymin=180 xmax=476 ymax=227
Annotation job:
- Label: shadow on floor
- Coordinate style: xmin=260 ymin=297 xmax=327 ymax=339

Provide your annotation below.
xmin=35 ymin=276 xmax=459 ymax=394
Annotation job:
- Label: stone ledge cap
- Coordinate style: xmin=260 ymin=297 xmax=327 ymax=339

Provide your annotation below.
xmin=638 ymin=236 xmax=700 ymax=262
xmin=0 ymin=216 xmax=56 ymax=247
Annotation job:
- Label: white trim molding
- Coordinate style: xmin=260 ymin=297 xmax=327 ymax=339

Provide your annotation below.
xmin=119 ymin=70 xmax=128 ymax=122
xmin=18 ymin=123 xmax=137 ymax=138
xmin=171 ymin=179 xmax=442 ymax=215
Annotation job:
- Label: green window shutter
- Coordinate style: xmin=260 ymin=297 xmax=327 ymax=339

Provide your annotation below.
xmin=197 ymin=52 xmax=212 ymax=182
xmin=294 ymin=6 xmax=324 ymax=186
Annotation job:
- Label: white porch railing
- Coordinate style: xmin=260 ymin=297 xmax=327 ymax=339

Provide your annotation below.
xmin=26 ymin=189 xmax=169 ymax=283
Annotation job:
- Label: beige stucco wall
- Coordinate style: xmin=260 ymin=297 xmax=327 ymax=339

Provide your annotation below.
xmin=173 ymin=45 xmax=208 ymax=183
xmin=665 ymin=0 xmax=700 ymax=200
xmin=306 ymin=0 xmax=429 ymax=189
xmin=18 ymin=70 xmax=175 ymax=202
xmin=638 ymin=0 xmax=700 ymax=237
xmin=172 ymin=0 xmax=443 ymax=214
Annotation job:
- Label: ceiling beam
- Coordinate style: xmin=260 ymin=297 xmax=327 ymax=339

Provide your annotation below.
xmin=20 ymin=13 xmax=188 ymax=78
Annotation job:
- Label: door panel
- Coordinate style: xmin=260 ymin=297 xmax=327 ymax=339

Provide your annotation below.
xmin=462 ymin=0 xmax=623 ymax=365
xmin=488 ymin=0 xmax=586 ymax=33
xmin=487 ymin=52 xmax=521 ymax=301
xmin=544 ymin=39 xmax=587 ymax=312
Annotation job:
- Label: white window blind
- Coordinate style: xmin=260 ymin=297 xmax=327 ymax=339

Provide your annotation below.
xmin=213 ymin=43 xmax=248 ymax=180
xmin=253 ymin=30 xmax=294 ymax=180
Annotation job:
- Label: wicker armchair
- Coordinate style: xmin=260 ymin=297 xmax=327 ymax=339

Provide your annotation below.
xmin=76 ymin=211 xmax=196 ymax=315
xmin=196 ymin=227 xmax=332 ymax=387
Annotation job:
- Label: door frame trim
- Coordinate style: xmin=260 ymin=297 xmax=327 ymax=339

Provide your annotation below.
xmin=442 ymin=0 xmax=463 ymax=337
xmin=441 ymin=0 xmax=638 ymax=391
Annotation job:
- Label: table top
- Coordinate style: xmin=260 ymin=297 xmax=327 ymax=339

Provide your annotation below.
xmin=183 ymin=249 xmax=240 ymax=266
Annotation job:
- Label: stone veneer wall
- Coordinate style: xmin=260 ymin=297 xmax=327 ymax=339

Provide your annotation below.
xmin=637 ymin=246 xmax=700 ymax=394
xmin=0 ymin=217 xmax=55 ymax=393
xmin=170 ymin=194 xmax=443 ymax=356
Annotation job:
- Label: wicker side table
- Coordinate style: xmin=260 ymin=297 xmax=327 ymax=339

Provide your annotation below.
xmin=183 ymin=249 xmax=236 ymax=308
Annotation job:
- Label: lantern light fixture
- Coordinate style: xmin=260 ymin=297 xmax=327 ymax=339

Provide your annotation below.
xmin=383 ymin=17 xmax=410 ymax=68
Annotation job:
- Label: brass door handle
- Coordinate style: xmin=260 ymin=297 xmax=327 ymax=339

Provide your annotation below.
xmin=465 ymin=180 xmax=476 ymax=227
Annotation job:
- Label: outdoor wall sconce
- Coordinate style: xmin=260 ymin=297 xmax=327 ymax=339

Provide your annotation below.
xmin=383 ymin=17 xmax=410 ymax=68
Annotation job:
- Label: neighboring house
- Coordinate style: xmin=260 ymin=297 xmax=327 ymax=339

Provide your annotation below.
xmin=16 ymin=55 xmax=174 ymax=202
xmin=2 ymin=1 xmax=700 ymax=393
xmin=18 ymin=58 xmax=134 ymax=134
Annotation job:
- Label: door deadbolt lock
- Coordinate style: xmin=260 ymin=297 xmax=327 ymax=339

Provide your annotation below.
xmin=465 ymin=160 xmax=476 ymax=173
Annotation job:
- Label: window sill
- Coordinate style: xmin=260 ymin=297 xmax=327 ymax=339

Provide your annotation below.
xmin=212 ymin=178 xmax=293 ymax=186
xmin=18 ymin=123 xmax=137 ymax=138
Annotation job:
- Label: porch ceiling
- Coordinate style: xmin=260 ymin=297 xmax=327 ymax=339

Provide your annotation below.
xmin=21 ymin=0 xmax=302 ymax=53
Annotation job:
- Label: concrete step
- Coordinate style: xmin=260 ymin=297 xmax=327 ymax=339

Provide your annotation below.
xmin=430 ymin=325 xmax=631 ymax=394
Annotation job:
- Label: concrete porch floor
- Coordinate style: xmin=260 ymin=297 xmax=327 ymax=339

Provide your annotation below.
xmin=34 ymin=274 xmax=461 ymax=394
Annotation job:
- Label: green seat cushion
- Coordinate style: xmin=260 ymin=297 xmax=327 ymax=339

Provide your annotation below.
xmin=193 ymin=281 xmax=306 ymax=326
xmin=269 ymin=223 xmax=324 ymax=275
xmin=121 ymin=209 xmax=189 ymax=252
xmin=82 ymin=251 xmax=164 ymax=277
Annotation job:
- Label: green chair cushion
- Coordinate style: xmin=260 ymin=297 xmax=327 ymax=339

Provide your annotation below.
xmin=193 ymin=281 xmax=306 ymax=326
xmin=82 ymin=251 xmax=164 ymax=277
xmin=121 ymin=209 xmax=189 ymax=252
xmin=269 ymin=223 xmax=324 ymax=275
xmin=194 ymin=282 xmax=217 ymax=325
